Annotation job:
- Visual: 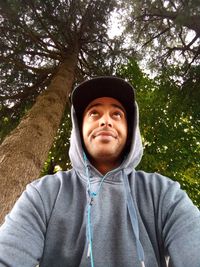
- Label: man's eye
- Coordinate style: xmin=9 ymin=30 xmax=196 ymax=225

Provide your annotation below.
xmin=113 ymin=111 xmax=122 ymax=118
xmin=89 ymin=110 xmax=99 ymax=117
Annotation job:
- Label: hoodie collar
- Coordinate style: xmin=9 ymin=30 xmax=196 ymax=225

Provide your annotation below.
xmin=69 ymin=103 xmax=143 ymax=181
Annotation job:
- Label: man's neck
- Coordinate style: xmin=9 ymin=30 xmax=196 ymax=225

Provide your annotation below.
xmin=90 ymin=158 xmax=121 ymax=175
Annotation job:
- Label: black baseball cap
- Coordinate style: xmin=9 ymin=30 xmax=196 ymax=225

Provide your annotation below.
xmin=70 ymin=76 xmax=136 ymax=124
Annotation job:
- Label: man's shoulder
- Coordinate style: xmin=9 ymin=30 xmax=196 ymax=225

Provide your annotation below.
xmin=30 ymin=169 xmax=76 ymax=194
xmin=22 ymin=169 xmax=79 ymax=212
xmin=134 ymin=170 xmax=182 ymax=202
xmin=134 ymin=170 xmax=197 ymax=213
xmin=135 ymin=170 xmax=177 ymax=187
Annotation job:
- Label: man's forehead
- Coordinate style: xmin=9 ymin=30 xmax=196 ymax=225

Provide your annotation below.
xmin=84 ymin=97 xmax=126 ymax=113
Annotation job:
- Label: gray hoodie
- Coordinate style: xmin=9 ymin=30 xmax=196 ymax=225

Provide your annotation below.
xmin=0 ymin=103 xmax=200 ymax=267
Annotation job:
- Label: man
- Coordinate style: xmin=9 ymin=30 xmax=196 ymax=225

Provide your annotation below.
xmin=0 ymin=76 xmax=200 ymax=267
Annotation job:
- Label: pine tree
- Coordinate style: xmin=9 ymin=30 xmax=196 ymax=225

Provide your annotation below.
xmin=0 ymin=0 xmax=123 ymax=222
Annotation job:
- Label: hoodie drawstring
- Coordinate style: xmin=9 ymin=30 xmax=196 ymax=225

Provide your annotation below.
xmin=84 ymin=153 xmax=108 ymax=267
xmin=123 ymin=170 xmax=145 ymax=267
xmin=83 ymin=153 xmax=145 ymax=267
xmin=87 ymin=201 xmax=94 ymax=267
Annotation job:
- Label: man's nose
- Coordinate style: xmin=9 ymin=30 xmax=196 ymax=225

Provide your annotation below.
xmin=99 ymin=114 xmax=112 ymax=127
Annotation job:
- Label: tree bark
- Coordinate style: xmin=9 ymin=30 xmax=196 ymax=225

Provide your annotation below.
xmin=0 ymin=46 xmax=79 ymax=223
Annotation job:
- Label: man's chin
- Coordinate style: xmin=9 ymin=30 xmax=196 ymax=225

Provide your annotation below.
xmin=91 ymin=150 xmax=120 ymax=162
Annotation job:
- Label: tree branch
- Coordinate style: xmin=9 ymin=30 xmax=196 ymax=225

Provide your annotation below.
xmin=0 ymin=55 xmax=55 ymax=74
xmin=23 ymin=50 xmax=61 ymax=61
xmin=186 ymin=34 xmax=199 ymax=49
xmin=169 ymin=0 xmax=178 ymax=11
xmin=28 ymin=1 xmax=65 ymax=52
xmin=142 ymin=27 xmax=171 ymax=47
xmin=0 ymin=71 xmax=53 ymax=104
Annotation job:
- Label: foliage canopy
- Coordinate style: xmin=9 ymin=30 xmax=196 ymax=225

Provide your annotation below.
xmin=117 ymin=59 xmax=200 ymax=207
xmin=0 ymin=0 xmax=126 ymax=142
xmin=123 ymin=0 xmax=200 ymax=70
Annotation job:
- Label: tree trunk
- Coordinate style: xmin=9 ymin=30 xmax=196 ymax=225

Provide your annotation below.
xmin=0 ymin=47 xmax=79 ymax=223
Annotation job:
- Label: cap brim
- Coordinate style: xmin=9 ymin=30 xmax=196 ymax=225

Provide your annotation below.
xmin=71 ymin=76 xmax=135 ymax=122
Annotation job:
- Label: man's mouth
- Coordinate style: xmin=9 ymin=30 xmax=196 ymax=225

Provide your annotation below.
xmin=94 ymin=130 xmax=117 ymax=139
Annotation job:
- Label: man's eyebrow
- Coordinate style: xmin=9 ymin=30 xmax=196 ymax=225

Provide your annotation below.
xmin=85 ymin=103 xmax=102 ymax=111
xmin=111 ymin=104 xmax=126 ymax=114
xmin=85 ymin=103 xmax=126 ymax=114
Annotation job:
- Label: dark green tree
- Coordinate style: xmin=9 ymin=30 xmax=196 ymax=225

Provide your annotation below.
xmin=0 ymin=0 xmax=128 ymax=222
xmin=117 ymin=59 xmax=200 ymax=207
xmin=122 ymin=0 xmax=200 ymax=69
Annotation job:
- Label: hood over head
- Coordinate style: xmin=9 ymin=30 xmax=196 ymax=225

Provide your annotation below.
xmin=69 ymin=76 xmax=143 ymax=176
xmin=70 ymin=76 xmax=135 ymax=128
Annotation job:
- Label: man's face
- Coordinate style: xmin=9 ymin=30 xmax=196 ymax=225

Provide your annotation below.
xmin=82 ymin=97 xmax=128 ymax=166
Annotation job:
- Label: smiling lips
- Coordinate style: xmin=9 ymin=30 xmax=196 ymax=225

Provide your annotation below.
xmin=93 ymin=130 xmax=117 ymax=139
